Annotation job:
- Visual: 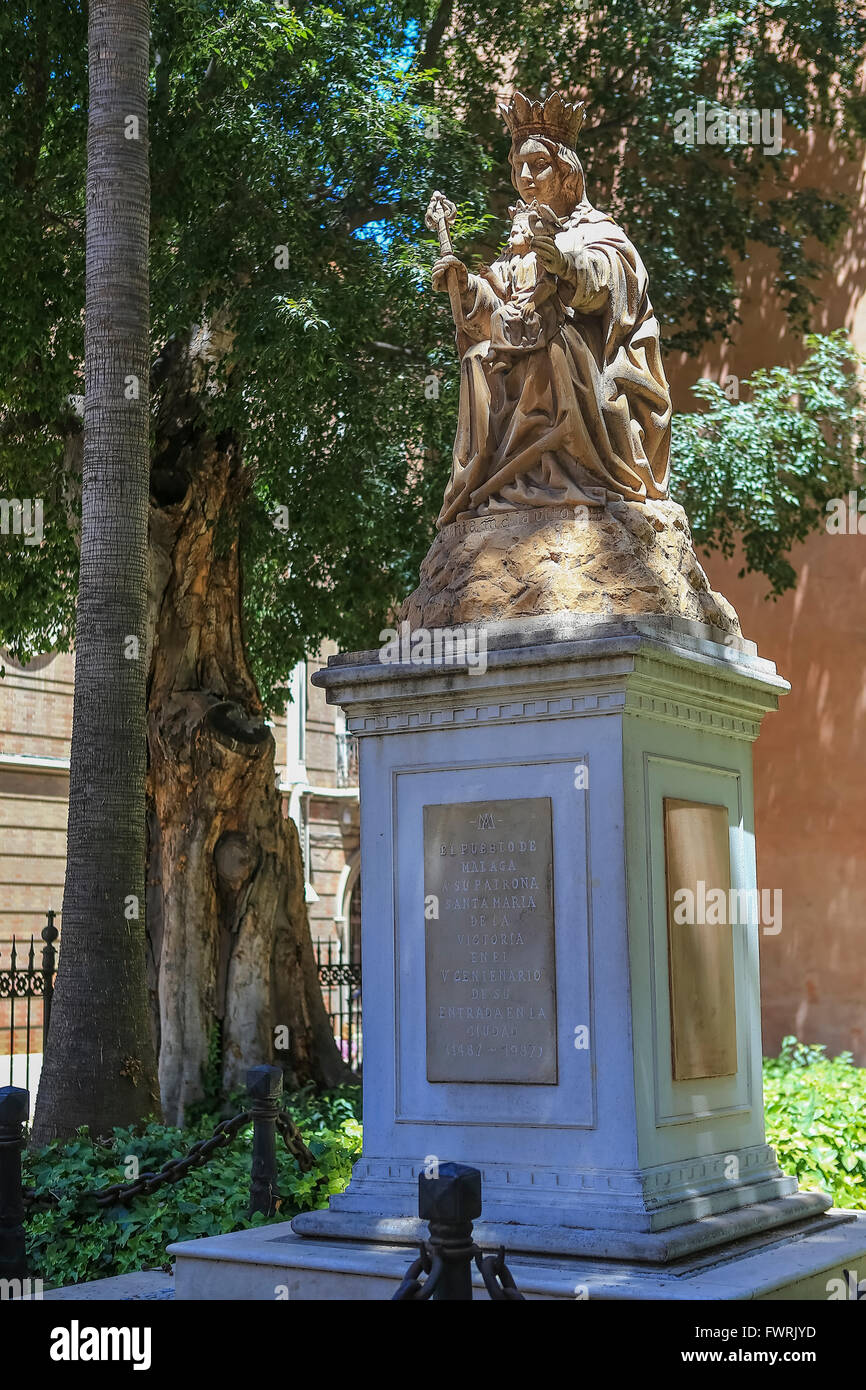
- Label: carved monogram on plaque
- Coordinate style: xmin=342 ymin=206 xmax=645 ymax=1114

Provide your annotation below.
xmin=424 ymin=797 xmax=557 ymax=1084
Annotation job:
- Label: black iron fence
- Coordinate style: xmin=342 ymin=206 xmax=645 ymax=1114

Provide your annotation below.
xmin=0 ymin=913 xmax=58 ymax=1096
xmin=0 ymin=916 xmax=361 ymax=1094
xmin=315 ymin=938 xmax=362 ymax=1073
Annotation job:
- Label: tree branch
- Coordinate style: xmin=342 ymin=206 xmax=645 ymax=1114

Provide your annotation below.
xmin=419 ymin=0 xmax=453 ymax=72
xmin=367 ymin=340 xmax=426 ymax=362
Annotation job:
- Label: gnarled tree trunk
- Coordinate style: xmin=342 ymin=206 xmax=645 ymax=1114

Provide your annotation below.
xmin=147 ymin=428 xmax=349 ymax=1125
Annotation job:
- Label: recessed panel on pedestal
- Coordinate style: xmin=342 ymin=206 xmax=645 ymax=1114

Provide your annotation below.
xmin=663 ymin=797 xmax=737 ymax=1081
xmin=423 ymin=796 xmax=557 ymax=1084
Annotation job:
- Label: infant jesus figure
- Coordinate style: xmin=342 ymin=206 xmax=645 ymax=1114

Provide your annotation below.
xmin=478 ymin=199 xmax=568 ymax=371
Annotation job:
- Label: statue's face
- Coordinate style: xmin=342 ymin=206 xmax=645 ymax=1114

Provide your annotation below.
xmin=507 ymin=217 xmax=532 ymax=255
xmin=512 ymin=138 xmax=568 ymax=213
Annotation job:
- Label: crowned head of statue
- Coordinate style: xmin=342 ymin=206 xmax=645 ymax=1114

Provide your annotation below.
xmin=501 ymin=91 xmax=589 ymax=219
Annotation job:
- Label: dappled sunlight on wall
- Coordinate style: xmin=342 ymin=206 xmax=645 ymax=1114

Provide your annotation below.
xmin=702 ymin=533 xmax=866 ymax=1063
xmin=664 ymin=103 xmax=866 ymax=1064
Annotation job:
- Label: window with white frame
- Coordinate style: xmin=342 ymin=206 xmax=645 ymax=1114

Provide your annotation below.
xmin=284 ymin=660 xmax=306 ymax=782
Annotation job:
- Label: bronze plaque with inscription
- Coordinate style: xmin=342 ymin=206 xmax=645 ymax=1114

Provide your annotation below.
xmin=424 ymin=797 xmax=557 ymax=1084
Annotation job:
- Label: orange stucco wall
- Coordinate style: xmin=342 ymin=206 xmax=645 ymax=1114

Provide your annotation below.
xmin=665 ymin=126 xmax=866 ymax=1061
xmin=704 ymin=534 xmax=866 ymax=1063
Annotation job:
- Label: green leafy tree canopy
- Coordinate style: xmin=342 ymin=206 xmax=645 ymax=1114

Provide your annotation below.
xmin=1 ymin=1 xmax=864 ymax=701
xmin=671 ymin=331 xmax=866 ymax=593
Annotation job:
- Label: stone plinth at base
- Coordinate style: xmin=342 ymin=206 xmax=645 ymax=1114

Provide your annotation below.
xmin=291 ymin=1192 xmax=830 ymax=1263
xmin=169 ymin=1210 xmax=866 ymax=1300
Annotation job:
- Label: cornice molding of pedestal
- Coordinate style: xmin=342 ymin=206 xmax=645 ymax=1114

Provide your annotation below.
xmin=312 ymin=616 xmax=788 ymax=743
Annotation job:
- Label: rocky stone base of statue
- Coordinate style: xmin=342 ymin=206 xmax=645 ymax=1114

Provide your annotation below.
xmin=399 ymin=497 xmax=742 ymax=635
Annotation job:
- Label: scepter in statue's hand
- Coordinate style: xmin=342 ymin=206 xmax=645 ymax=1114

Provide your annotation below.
xmin=426 ymin=191 xmax=471 ymax=358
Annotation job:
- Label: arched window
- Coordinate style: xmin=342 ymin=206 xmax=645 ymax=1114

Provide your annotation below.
xmin=349 ymin=875 xmax=362 ymax=966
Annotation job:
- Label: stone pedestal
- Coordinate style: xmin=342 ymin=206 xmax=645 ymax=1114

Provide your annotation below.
xmin=170 ymin=613 xmax=866 ymax=1297
xmin=298 ymin=615 xmax=823 ymax=1250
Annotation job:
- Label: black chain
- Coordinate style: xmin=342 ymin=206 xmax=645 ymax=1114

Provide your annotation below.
xmin=23 ymin=1105 xmax=316 ymax=1211
xmin=392 ymin=1243 xmax=443 ymax=1300
xmin=92 ymin=1111 xmax=253 ymax=1206
xmin=392 ymin=1240 xmax=525 ymax=1301
xmin=474 ymin=1245 xmax=525 ymax=1301
xmin=275 ymin=1110 xmax=316 ymax=1173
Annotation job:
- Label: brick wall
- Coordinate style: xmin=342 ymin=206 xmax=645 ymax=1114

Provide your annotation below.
xmin=0 ymin=652 xmax=73 ymax=956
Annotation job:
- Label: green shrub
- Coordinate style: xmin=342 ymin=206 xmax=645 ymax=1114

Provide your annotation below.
xmin=23 ymin=1084 xmax=361 ymax=1290
xmin=764 ymin=1037 xmax=866 ymax=1209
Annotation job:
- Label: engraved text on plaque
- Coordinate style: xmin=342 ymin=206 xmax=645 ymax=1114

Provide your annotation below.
xmin=424 ymin=797 xmax=557 ymax=1084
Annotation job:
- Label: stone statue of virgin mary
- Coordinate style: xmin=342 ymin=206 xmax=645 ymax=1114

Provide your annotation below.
xmin=428 ymin=90 xmax=672 ymax=528
xmin=406 ymin=90 xmax=738 ymax=636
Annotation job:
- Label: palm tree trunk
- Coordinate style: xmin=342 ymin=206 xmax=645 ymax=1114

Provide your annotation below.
xmin=32 ymin=0 xmax=159 ymax=1142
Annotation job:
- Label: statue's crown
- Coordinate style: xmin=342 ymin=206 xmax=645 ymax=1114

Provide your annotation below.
xmin=500 ymin=90 xmax=586 ymax=151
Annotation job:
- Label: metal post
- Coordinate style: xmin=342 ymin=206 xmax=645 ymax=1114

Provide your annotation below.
xmin=247 ymin=1064 xmax=282 ymax=1217
xmin=418 ymin=1161 xmax=482 ymax=1301
xmin=41 ymin=910 xmax=59 ymax=1046
xmin=0 ymin=1087 xmax=29 ymax=1280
